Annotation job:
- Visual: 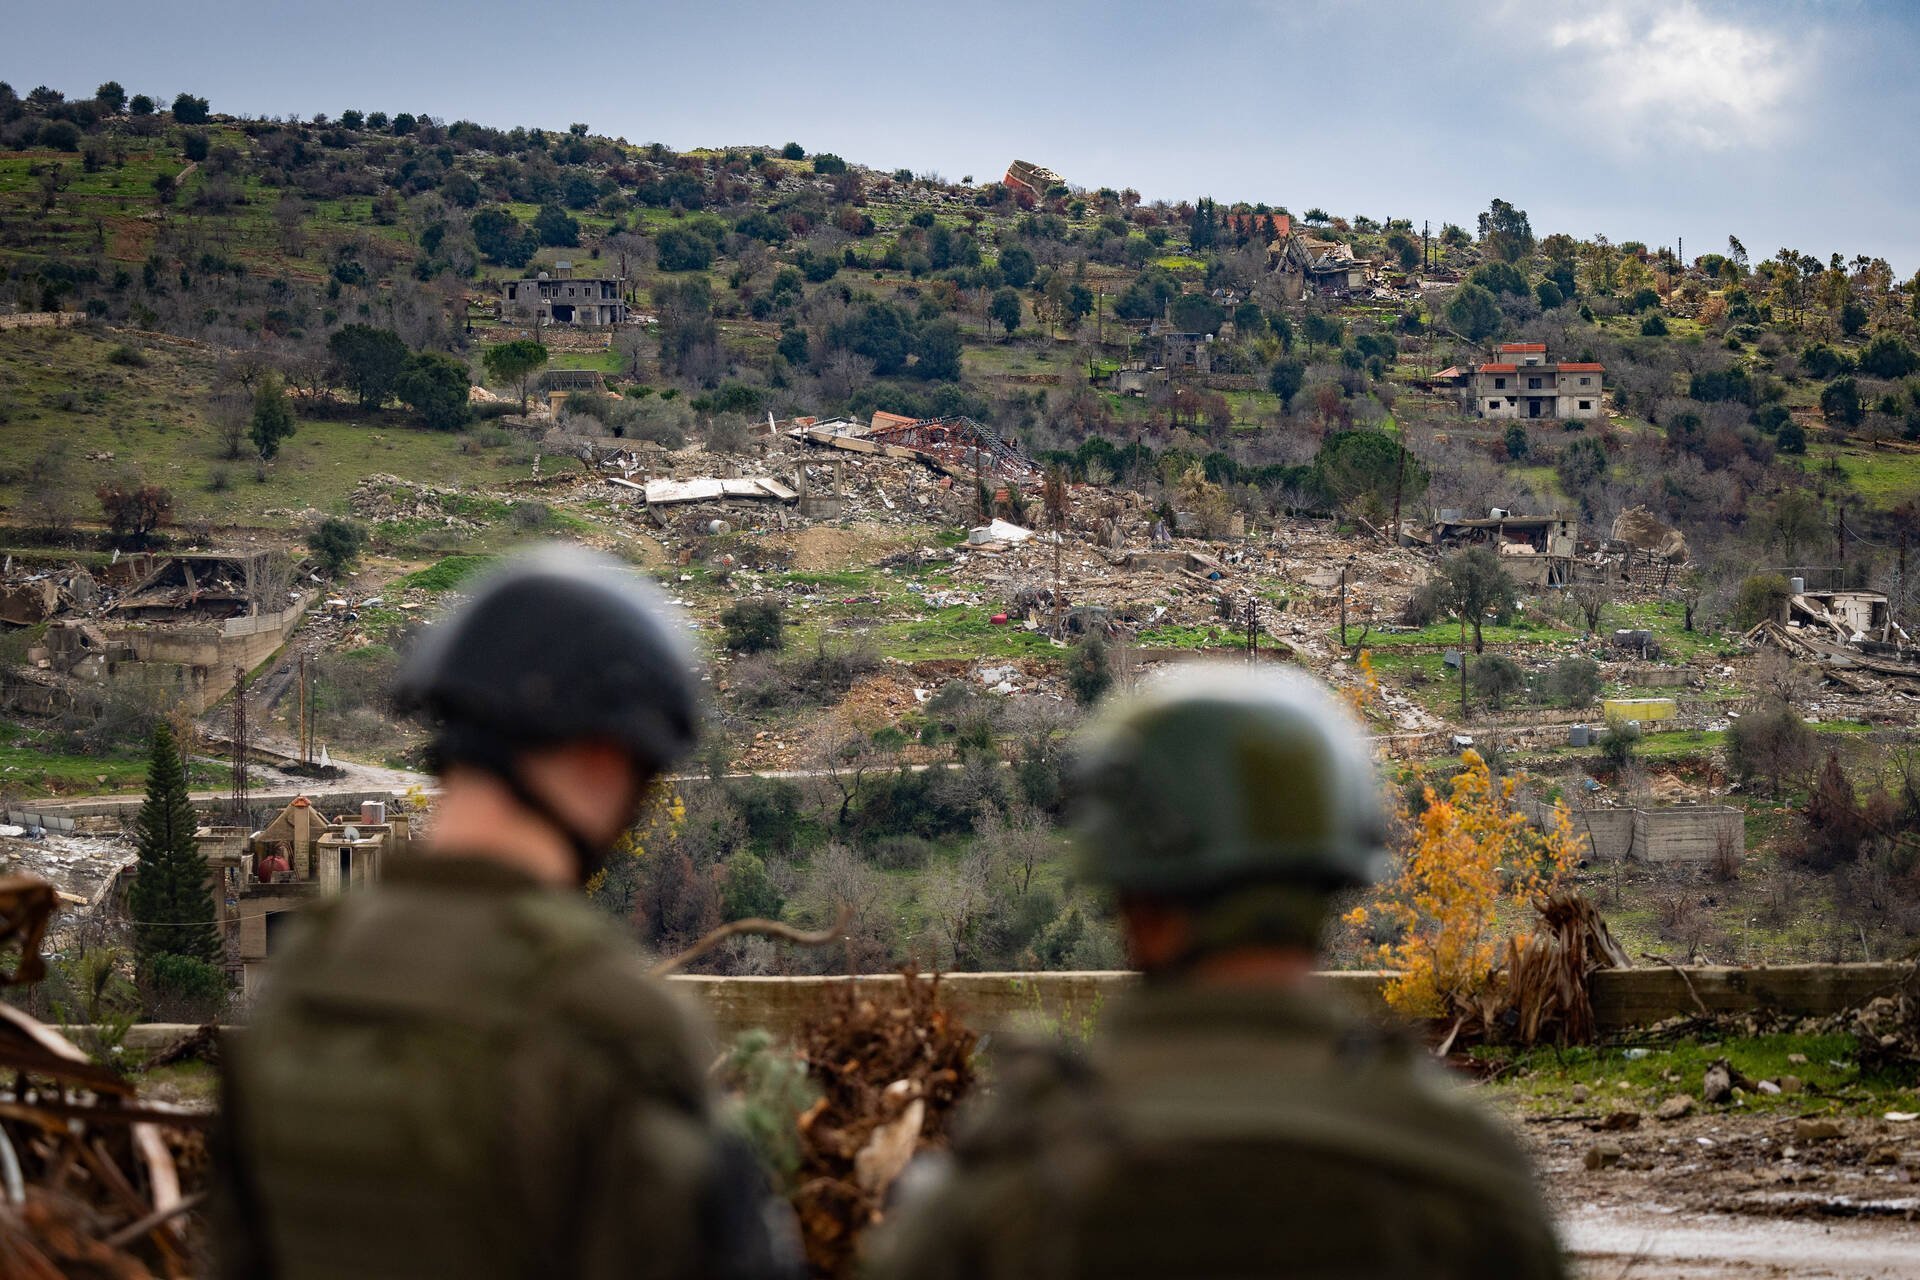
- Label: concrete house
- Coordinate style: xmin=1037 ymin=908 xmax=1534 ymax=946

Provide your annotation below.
xmin=500 ymin=261 xmax=628 ymax=326
xmin=1466 ymin=343 xmax=1605 ymax=421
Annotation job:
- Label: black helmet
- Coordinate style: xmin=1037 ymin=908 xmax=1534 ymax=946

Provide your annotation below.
xmin=395 ymin=544 xmax=701 ymax=781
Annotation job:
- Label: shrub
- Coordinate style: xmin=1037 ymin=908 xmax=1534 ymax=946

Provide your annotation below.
xmin=1598 ymin=715 xmax=1640 ymax=768
xmin=307 ymin=516 xmax=366 ymax=575
xmin=1733 ymin=573 xmax=1792 ymax=628
xmin=106 ymin=343 xmax=148 ymax=368
xmin=1468 ymin=654 xmax=1525 ymax=710
xmin=1545 ymin=656 xmax=1602 ymax=708
xmin=1639 ymin=314 xmax=1668 ymax=337
xmin=1064 ymin=634 xmax=1113 ymax=706
xmin=141 ymin=952 xmax=230 ymax=1022
xmin=721 ymin=598 xmax=785 ymax=653
xmin=1725 ymin=702 xmax=1815 ymax=795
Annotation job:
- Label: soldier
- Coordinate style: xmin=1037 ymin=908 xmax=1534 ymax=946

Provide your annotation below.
xmin=216 ymin=546 xmax=794 ymax=1280
xmin=872 ymin=664 xmax=1565 ymax=1279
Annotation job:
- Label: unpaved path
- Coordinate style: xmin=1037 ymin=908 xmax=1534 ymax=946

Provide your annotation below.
xmin=1518 ymin=1109 xmax=1920 ymax=1277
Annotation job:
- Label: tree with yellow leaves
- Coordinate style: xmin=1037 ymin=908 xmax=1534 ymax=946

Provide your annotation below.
xmin=1346 ymin=750 xmax=1583 ymax=1019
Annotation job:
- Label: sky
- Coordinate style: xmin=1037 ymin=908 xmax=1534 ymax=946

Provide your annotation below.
xmin=8 ymin=0 xmax=1919 ymax=273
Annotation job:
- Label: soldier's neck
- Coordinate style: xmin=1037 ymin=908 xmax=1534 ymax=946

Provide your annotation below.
xmin=424 ymin=770 xmax=579 ymax=887
xmin=1181 ymin=948 xmax=1318 ymax=988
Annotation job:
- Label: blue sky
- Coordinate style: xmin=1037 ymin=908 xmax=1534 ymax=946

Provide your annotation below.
xmin=9 ymin=0 xmax=1919 ymax=273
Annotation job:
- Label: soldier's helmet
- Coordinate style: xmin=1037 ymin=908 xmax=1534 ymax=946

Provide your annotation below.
xmin=393 ymin=544 xmax=701 ymax=776
xmin=1069 ymin=664 xmax=1389 ymax=898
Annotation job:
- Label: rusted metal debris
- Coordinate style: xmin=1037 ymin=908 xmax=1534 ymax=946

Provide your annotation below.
xmin=790 ymin=971 xmax=977 ymax=1279
xmin=0 ymin=877 xmax=206 ymax=1278
xmin=0 ymin=876 xmax=58 ymax=988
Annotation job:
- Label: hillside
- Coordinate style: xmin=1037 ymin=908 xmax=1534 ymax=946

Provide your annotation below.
xmin=3 ymin=82 xmax=1920 ymax=977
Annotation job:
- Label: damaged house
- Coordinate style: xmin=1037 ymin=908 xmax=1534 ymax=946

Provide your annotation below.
xmin=792 ymin=414 xmax=1037 ymax=484
xmin=1269 ymin=231 xmax=1370 ymax=299
xmin=499 ymin=262 xmax=629 ymax=327
xmin=5 ymin=551 xmax=310 ymax=716
xmin=1002 ymin=160 xmax=1065 ymax=201
xmin=1745 ymin=584 xmax=1920 ymax=695
xmin=1413 ymin=510 xmax=1578 ymax=586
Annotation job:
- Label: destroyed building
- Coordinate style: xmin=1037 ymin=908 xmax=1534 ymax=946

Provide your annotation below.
xmin=499 ymin=262 xmax=629 ymax=326
xmin=196 ymin=795 xmax=411 ymax=996
xmin=1412 ymin=511 xmax=1577 ymax=586
xmin=791 ymin=413 xmax=1037 ymax=483
xmin=1002 ymin=160 xmax=1065 ymax=201
xmin=1269 ymin=230 xmax=1370 ymax=298
xmin=1458 ymin=343 xmax=1606 ymax=421
xmin=3 ymin=551 xmax=311 ymax=716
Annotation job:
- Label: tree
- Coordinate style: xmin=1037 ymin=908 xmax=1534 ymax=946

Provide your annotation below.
xmin=1477 ymin=197 xmax=1534 ymax=263
xmin=1268 ymin=356 xmax=1306 ymax=409
xmin=247 ymin=373 xmax=296 ymax=460
xmin=327 ymin=324 xmax=409 ymax=409
xmin=1470 ymin=654 xmax=1525 ymax=710
xmin=470 ymin=206 xmax=535 ymax=268
xmin=1445 ymin=283 xmax=1502 ymax=342
xmin=95 ymin=81 xmax=127 ymax=113
xmin=129 ymin=94 xmax=155 ymax=117
xmin=1569 ymin=580 xmax=1610 ymax=636
xmin=721 ymin=599 xmax=785 ymax=653
xmin=1346 ymin=750 xmax=1579 ymax=1018
xmin=1440 ymin=548 xmax=1516 ymax=653
xmin=989 ymin=287 xmax=1022 ymax=338
xmin=1503 ymin=423 xmax=1529 ymax=461
xmin=481 ymin=339 xmax=548 ymax=412
xmin=128 ymin=724 xmax=220 ymax=974
xmin=780 ymin=142 xmax=805 ymax=160
xmin=1064 ymin=634 xmax=1113 ymax=706
xmin=1313 ymin=429 xmax=1427 ymax=515
xmin=307 ymin=517 xmax=366 ymax=576
xmin=656 ymin=226 xmax=714 ymax=272
xmin=1759 ymin=491 xmax=1825 ymax=561
xmin=1639 ymin=313 xmax=1668 ymax=337
xmin=1733 ymin=572 xmax=1793 ymax=627
xmin=170 ymin=93 xmax=210 ymax=124
xmin=1725 ymin=701 xmax=1815 ymax=796
xmin=532 ymin=203 xmax=579 ymax=247
xmin=393 ymin=352 xmax=472 ymax=430
xmin=1545 ymin=657 xmax=1602 ymax=708
xmin=1859 ymin=334 xmax=1917 ymax=380
xmin=1812 ymin=376 xmax=1858 ymax=429
xmin=998 ymin=245 xmax=1035 ymax=289
xmin=96 ymin=480 xmax=173 ymax=546
xmin=1534 ymin=279 xmax=1564 ymax=310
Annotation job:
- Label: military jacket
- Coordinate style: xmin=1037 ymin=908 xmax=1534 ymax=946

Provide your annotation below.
xmin=871 ymin=981 xmax=1565 ymax=1280
xmin=215 ymin=855 xmax=787 ymax=1280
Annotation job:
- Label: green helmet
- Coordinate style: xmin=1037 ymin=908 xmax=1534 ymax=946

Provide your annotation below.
xmin=1070 ymin=664 xmax=1390 ymax=898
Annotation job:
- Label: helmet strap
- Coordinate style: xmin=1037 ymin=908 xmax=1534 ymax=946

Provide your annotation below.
xmin=433 ymin=729 xmax=614 ymax=885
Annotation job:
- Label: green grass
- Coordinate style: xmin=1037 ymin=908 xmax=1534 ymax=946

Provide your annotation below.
xmin=1478 ymin=1033 xmax=1908 ymax=1119
xmin=872 ymin=606 xmax=1058 ymax=662
xmin=0 ymin=723 xmax=223 ymax=796
xmin=0 ymin=329 xmax=535 ymax=528
xmin=1823 ymin=447 xmax=1920 ymax=503
xmin=398 ymin=555 xmax=497 ymax=593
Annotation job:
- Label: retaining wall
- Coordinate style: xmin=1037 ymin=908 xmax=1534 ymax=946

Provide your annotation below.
xmin=114 ymin=963 xmax=1905 ymax=1051
xmin=1526 ymin=799 xmax=1743 ymax=863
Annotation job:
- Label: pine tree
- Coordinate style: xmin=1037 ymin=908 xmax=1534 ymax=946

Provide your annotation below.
xmin=127 ymin=723 xmax=219 ymax=970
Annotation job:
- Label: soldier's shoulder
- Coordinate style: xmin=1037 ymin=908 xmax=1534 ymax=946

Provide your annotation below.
xmin=950 ymin=1033 xmax=1104 ymax=1162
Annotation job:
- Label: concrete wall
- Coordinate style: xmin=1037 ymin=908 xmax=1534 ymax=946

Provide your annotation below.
xmin=111 ymin=961 xmax=1909 ymax=1051
xmin=1636 ymin=805 xmax=1743 ymax=864
xmin=1525 ymin=799 xmax=1743 ymax=864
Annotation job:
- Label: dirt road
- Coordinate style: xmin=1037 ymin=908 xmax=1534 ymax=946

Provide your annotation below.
xmin=1524 ymin=1110 xmax=1920 ymax=1277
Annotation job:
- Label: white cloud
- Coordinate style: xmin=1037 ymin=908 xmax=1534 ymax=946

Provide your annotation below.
xmin=1523 ymin=0 xmax=1809 ymax=151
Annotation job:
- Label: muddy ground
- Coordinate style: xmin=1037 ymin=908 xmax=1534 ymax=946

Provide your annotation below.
xmin=1519 ymin=1109 xmax=1920 ymax=1277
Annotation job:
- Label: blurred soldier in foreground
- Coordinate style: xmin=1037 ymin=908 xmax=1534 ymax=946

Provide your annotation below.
xmin=873 ymin=665 xmax=1564 ymax=1279
xmin=216 ymin=547 xmax=793 ymax=1280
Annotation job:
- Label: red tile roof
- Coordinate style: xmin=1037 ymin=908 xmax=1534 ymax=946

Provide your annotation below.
xmin=1478 ymin=363 xmax=1518 ymax=373
xmin=1499 ymin=343 xmax=1547 ymax=353
xmin=1558 ymin=362 xmax=1605 ymax=372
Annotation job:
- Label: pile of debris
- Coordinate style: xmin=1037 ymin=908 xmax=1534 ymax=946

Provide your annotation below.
xmin=789 ymin=972 xmax=976 ymax=1279
xmin=0 ymin=876 xmax=209 ymax=1278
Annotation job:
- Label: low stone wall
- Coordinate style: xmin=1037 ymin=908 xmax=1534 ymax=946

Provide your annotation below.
xmin=1525 ymin=799 xmax=1744 ymax=864
xmin=106 ymin=962 xmax=1909 ymax=1054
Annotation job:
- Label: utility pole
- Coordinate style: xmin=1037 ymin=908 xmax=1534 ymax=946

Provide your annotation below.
xmin=230 ymin=666 xmax=250 ymax=826
xmin=1459 ymin=650 xmax=1469 ymax=724
xmin=1837 ymin=501 xmax=1847 ymax=571
xmin=1338 ymin=558 xmax=1351 ymax=648
xmin=296 ymin=653 xmax=308 ymax=766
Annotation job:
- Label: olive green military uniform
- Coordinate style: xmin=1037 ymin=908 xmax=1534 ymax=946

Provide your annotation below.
xmin=216 ymin=856 xmax=786 ymax=1280
xmin=872 ymin=981 xmax=1565 ymax=1280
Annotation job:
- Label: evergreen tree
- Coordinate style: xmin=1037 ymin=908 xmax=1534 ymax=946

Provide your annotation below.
xmin=127 ymin=724 xmax=219 ymax=971
xmin=249 ymin=373 xmax=296 ymax=459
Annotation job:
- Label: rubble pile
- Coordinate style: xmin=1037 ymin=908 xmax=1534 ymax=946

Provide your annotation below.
xmin=0 ymin=878 xmax=209 ymax=1279
xmin=790 ymin=972 xmax=976 ymax=1279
